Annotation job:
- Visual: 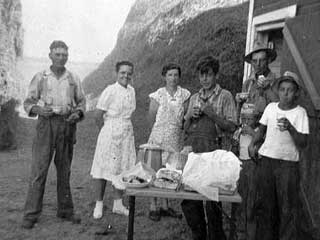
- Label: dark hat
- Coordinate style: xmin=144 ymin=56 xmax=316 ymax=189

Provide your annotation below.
xmin=49 ymin=40 xmax=68 ymax=51
xmin=244 ymin=41 xmax=277 ymax=63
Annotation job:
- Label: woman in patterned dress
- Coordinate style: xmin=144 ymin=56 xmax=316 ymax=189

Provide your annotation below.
xmin=90 ymin=61 xmax=136 ymax=218
xmin=147 ymin=63 xmax=191 ymax=221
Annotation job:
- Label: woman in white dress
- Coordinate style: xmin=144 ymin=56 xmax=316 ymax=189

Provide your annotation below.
xmin=147 ymin=63 xmax=190 ymax=221
xmin=90 ymin=61 xmax=136 ymax=218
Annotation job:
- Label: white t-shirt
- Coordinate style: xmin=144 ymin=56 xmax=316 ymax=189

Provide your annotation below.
xmin=258 ymin=102 xmax=309 ymax=162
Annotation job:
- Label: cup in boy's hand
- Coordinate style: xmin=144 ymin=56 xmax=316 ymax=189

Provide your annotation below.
xmin=192 ymin=99 xmax=202 ymax=118
xmin=276 ymin=112 xmax=286 ymax=131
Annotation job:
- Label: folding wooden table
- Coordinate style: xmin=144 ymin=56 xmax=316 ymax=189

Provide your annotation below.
xmin=125 ymin=187 xmax=242 ymax=240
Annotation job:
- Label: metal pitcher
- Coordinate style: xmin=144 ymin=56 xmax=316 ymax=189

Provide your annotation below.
xmin=137 ymin=144 xmax=163 ymax=172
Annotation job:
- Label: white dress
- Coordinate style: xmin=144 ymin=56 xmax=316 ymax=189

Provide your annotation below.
xmin=90 ymin=82 xmax=136 ymax=182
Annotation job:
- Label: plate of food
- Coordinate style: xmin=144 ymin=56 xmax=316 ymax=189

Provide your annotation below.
xmin=122 ymin=175 xmax=150 ymax=188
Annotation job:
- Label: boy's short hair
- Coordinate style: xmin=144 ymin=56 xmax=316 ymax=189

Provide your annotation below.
xmin=115 ymin=61 xmax=134 ymax=72
xmin=196 ymin=56 xmax=219 ymax=75
xmin=161 ymin=63 xmax=181 ymax=77
xmin=49 ymin=40 xmax=68 ymax=51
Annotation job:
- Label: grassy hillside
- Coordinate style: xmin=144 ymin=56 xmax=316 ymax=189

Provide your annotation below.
xmin=83 ymin=3 xmax=249 ymax=146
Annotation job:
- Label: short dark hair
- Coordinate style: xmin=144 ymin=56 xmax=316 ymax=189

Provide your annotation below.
xmin=196 ymin=56 xmax=219 ymax=75
xmin=161 ymin=63 xmax=181 ymax=77
xmin=115 ymin=61 xmax=134 ymax=72
xmin=49 ymin=40 xmax=68 ymax=51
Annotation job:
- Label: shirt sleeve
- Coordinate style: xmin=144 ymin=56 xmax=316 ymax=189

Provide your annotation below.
xmin=96 ymin=85 xmax=113 ymax=111
xmin=72 ymin=73 xmax=86 ymax=117
xmin=131 ymin=86 xmax=136 ymax=112
xmin=294 ymin=107 xmax=309 ymax=134
xmin=23 ymin=72 xmax=43 ymax=117
xmin=184 ymin=94 xmax=196 ymax=120
xmin=242 ymin=78 xmax=253 ymax=92
xmin=182 ymin=88 xmax=191 ymax=102
xmin=149 ymin=89 xmax=161 ymax=104
xmin=221 ymin=90 xmax=237 ymax=123
xmin=259 ymin=103 xmax=271 ymax=126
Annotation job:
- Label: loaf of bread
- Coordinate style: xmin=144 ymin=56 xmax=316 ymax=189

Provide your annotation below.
xmin=153 ymin=168 xmax=181 ymax=190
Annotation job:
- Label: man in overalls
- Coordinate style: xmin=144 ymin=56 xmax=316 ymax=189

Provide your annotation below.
xmin=182 ymin=56 xmax=237 ymax=240
xmin=21 ymin=40 xmax=86 ymax=229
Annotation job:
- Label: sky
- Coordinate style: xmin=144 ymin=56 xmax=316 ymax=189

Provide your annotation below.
xmin=21 ymin=0 xmax=135 ymax=63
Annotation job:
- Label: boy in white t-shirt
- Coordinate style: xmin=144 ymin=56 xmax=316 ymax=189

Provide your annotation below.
xmin=248 ymin=71 xmax=309 ymax=240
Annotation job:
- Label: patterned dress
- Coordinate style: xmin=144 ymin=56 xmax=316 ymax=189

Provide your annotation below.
xmin=148 ymin=86 xmax=190 ymax=165
xmin=90 ymin=82 xmax=136 ymax=182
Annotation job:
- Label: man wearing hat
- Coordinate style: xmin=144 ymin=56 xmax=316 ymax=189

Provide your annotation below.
xmin=236 ymin=41 xmax=279 ymax=114
xmin=21 ymin=41 xmax=86 ymax=229
xmin=233 ymin=41 xmax=279 ymax=239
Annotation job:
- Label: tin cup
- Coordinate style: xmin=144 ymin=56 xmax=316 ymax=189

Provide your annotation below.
xmin=276 ymin=112 xmax=286 ymax=131
xmin=193 ymin=99 xmax=202 ymax=118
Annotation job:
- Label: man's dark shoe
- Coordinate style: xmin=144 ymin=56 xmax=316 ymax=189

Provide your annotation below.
xmin=57 ymin=213 xmax=81 ymax=224
xmin=21 ymin=219 xmax=37 ymax=229
xmin=159 ymin=207 xmax=182 ymax=219
xmin=148 ymin=210 xmax=161 ymax=221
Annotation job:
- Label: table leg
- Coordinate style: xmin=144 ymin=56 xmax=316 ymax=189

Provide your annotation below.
xmin=127 ymin=196 xmax=135 ymax=240
xmin=228 ymin=203 xmax=239 ymax=240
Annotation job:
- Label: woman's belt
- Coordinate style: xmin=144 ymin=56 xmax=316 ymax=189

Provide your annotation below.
xmin=104 ymin=116 xmax=131 ymax=121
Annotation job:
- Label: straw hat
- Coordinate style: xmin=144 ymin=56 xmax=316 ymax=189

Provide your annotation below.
xmin=244 ymin=41 xmax=277 ymax=63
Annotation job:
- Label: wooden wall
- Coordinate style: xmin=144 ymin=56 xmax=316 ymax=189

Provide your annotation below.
xmin=253 ymin=0 xmax=297 ymax=17
xmin=253 ymin=0 xmax=320 ymax=17
xmin=279 ymin=13 xmax=320 ymax=240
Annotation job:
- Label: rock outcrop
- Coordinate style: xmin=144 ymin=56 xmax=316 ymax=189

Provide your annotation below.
xmin=83 ymin=0 xmax=249 ymax=145
xmin=0 ymin=0 xmax=23 ymax=102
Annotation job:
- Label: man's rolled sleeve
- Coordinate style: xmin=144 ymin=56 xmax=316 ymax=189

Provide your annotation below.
xmin=24 ymin=73 xmax=42 ymax=117
xmin=73 ymin=75 xmax=86 ymax=120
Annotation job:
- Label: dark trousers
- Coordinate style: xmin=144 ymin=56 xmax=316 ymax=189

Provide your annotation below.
xmin=255 ymin=156 xmax=300 ymax=240
xmin=236 ymin=160 xmax=258 ymax=240
xmin=23 ymin=115 xmax=76 ymax=221
xmin=0 ymin=99 xmax=17 ymax=149
xmin=181 ymin=200 xmax=226 ymax=240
